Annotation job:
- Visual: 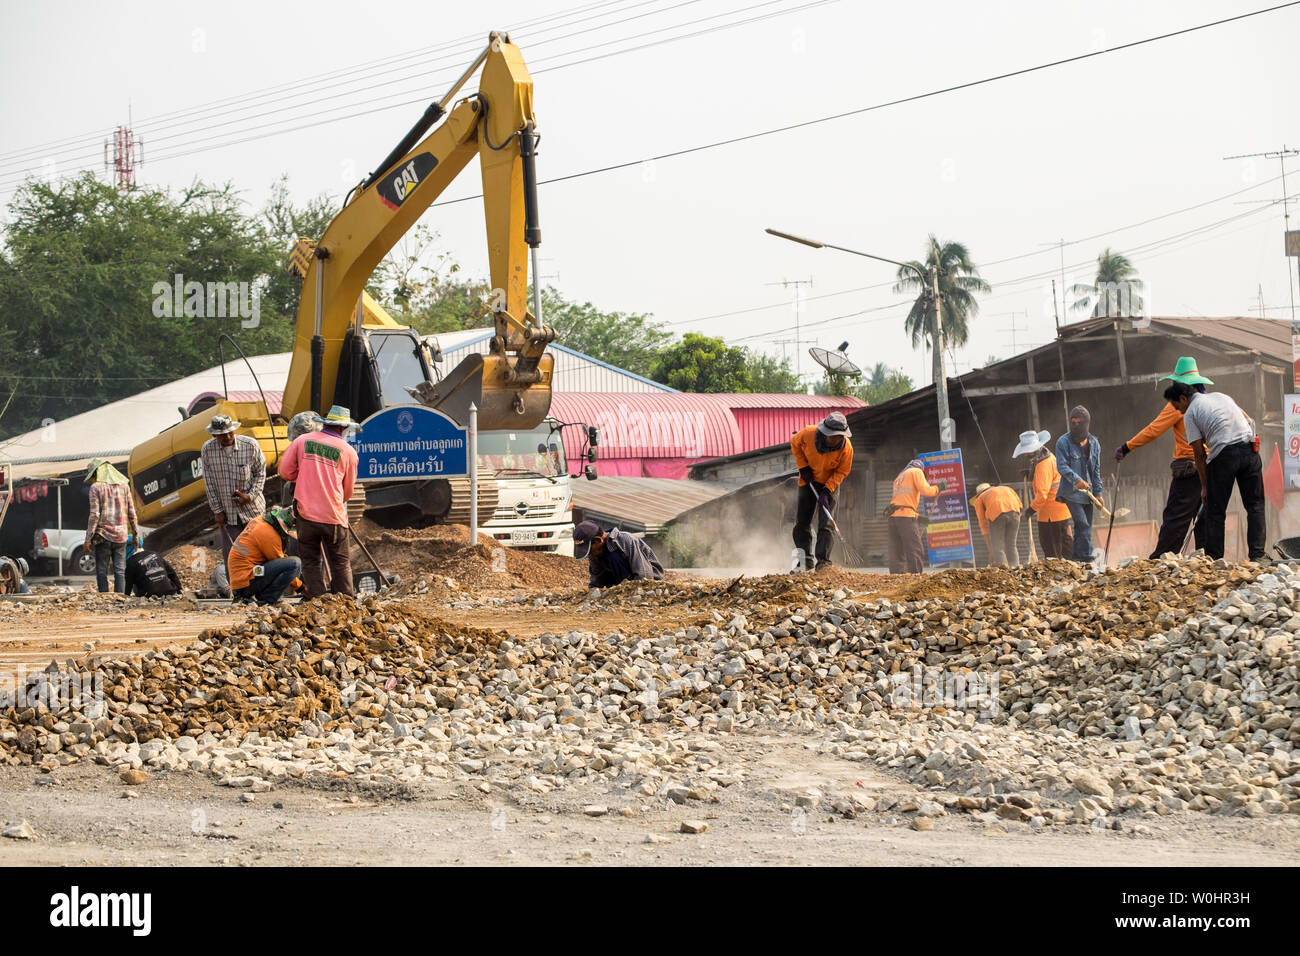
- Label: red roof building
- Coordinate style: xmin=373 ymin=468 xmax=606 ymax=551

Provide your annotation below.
xmin=547 ymin=393 xmax=865 ymax=479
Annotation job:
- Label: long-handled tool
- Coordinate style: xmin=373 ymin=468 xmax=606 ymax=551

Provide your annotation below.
xmin=348 ymin=524 xmax=399 ymax=588
xmin=1180 ymin=503 xmax=1204 ymax=555
xmin=1083 ymin=488 xmax=1130 ymax=522
xmin=1103 ymin=465 xmax=1122 ymax=558
xmin=1023 ymin=477 xmax=1038 ymax=563
xmin=820 ymin=502 xmax=866 ymax=569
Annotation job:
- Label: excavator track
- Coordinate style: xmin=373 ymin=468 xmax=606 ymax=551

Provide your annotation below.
xmin=445 ymin=476 xmax=498 ymax=528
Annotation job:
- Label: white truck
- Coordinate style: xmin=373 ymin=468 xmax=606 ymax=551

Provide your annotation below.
xmin=477 ymin=418 xmax=595 ymax=557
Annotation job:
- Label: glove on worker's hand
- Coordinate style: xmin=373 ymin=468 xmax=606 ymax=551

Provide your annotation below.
xmin=936 ymin=479 xmax=948 ymax=492
xmin=817 ymin=489 xmax=833 ymax=512
xmin=1114 ymin=443 xmax=1129 ymax=463
xmin=798 ymin=466 xmax=815 ymax=485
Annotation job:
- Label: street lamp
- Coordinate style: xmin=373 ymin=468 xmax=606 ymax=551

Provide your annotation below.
xmin=765 ymin=228 xmax=952 ymax=450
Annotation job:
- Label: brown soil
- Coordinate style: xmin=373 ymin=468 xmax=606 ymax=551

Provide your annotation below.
xmin=163 ymin=545 xmax=222 ymax=591
xmin=352 ymin=519 xmax=587 ymax=593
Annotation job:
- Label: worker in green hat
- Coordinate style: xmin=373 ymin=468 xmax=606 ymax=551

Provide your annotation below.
xmin=228 ymin=506 xmax=303 ymax=604
xmin=1114 ymin=357 xmax=1211 ymax=556
xmin=83 ymin=457 xmax=139 ymax=593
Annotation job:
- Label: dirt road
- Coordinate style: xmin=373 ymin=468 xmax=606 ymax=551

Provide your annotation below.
xmin=2 ymin=738 xmax=1295 ymax=866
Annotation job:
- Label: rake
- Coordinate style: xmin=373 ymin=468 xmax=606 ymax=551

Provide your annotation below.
xmin=821 ymin=503 xmax=868 ymax=569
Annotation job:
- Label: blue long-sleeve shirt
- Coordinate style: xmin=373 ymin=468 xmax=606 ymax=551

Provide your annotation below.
xmin=1054 ymin=433 xmax=1103 ymax=504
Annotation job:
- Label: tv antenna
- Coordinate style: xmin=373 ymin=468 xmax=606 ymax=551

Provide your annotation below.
xmin=809 ymin=343 xmax=861 ymax=394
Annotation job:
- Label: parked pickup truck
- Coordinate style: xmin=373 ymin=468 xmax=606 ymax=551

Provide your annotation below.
xmin=30 ymin=528 xmax=150 ymax=576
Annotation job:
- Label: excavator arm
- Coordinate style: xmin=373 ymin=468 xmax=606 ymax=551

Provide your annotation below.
xmin=282 ymin=32 xmax=553 ymax=429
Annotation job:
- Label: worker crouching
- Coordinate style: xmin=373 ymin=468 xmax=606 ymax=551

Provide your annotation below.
xmin=573 ymin=520 xmax=664 ymax=588
xmin=790 ymin=412 xmax=854 ymax=571
xmin=228 ymin=506 xmax=303 ymax=605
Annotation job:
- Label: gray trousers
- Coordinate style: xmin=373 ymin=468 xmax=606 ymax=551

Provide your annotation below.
xmin=988 ymin=512 xmax=1021 ymax=567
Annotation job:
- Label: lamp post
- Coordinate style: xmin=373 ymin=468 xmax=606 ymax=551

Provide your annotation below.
xmin=766 ymin=229 xmax=952 ymax=450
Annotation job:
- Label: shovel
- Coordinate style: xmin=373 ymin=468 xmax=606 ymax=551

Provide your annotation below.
xmin=1083 ymin=489 xmax=1130 ymax=522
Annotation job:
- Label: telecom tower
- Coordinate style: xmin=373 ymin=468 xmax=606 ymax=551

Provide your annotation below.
xmin=103 ymin=124 xmax=143 ymax=188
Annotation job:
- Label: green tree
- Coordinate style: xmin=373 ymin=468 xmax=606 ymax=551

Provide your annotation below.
xmin=0 ymin=174 xmax=295 ymax=439
xmin=1069 ymin=248 xmax=1143 ymax=317
xmin=259 ymin=174 xmax=337 ymax=325
xmin=649 ymin=333 xmax=799 ymax=393
xmin=894 ymin=236 xmax=991 ymax=351
xmin=539 ymin=287 xmax=672 ymax=377
xmin=816 ymin=361 xmax=913 ymax=405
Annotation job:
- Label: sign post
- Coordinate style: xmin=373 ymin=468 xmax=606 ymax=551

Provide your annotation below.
xmin=346 ymin=405 xmax=468 ymax=480
xmin=468 ymin=403 xmax=478 ymax=546
xmin=917 ymin=448 xmax=975 ymax=567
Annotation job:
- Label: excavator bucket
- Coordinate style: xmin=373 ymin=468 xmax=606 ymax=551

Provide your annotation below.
xmin=412 ymin=351 xmax=553 ymax=430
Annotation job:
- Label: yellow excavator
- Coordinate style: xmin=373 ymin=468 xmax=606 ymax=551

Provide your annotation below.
xmin=131 ymin=32 xmax=555 ymax=548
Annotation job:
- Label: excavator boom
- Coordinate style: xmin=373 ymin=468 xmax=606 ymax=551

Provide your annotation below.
xmin=283 ymin=32 xmax=553 ymax=430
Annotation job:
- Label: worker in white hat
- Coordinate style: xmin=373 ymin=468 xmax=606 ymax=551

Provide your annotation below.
xmin=1013 ymin=429 xmax=1071 ymax=559
xmin=199 ymin=412 xmax=267 ymax=565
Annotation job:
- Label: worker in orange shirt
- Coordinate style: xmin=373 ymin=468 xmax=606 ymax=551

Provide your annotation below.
xmin=969 ymin=482 xmax=1024 ymax=567
xmin=1013 ymin=428 xmax=1072 ymax=559
xmin=227 ymin=506 xmax=303 ymax=605
xmin=789 ymin=412 xmax=854 ymax=570
xmin=886 ymin=458 xmax=946 ymax=573
xmin=1115 ymin=357 xmax=1209 ymax=557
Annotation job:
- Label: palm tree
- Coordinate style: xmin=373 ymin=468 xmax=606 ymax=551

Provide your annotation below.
xmin=893 ymin=236 xmax=991 ymax=388
xmin=1070 ymin=248 xmax=1143 ymax=317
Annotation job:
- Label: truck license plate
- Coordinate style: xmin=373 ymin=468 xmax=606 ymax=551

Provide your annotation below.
xmin=510 ymin=530 xmax=538 ymax=544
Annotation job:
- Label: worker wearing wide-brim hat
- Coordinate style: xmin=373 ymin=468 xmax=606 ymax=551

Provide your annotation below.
xmin=1114 ymin=356 xmax=1211 ymax=557
xmin=277 ymin=405 xmax=360 ymax=598
xmin=1013 ymin=429 xmax=1072 ymax=559
xmin=199 ymin=411 xmax=267 ymax=565
xmin=969 ymin=481 xmax=1023 ymax=567
xmin=789 ymin=412 xmax=854 ymax=571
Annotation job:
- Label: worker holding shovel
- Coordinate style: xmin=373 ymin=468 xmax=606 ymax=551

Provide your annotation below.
xmin=1114 ymin=357 xmax=1211 ymax=557
xmin=789 ymin=412 xmax=854 ymax=571
xmin=1055 ymin=406 xmax=1104 ymax=564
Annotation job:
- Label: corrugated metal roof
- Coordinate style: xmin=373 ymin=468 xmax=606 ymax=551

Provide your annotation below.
xmin=187 ymin=390 xmax=283 ymax=416
xmin=549 ymin=393 xmax=740 ymax=460
xmin=437 ymin=338 xmax=675 ymax=394
xmin=572 ymin=476 xmax=729 ymax=534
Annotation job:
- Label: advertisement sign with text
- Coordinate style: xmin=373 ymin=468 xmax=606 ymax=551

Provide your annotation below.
xmin=918 ymin=448 xmax=975 ymax=566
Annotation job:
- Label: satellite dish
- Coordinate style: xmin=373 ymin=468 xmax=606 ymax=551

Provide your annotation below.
xmin=809 ymin=347 xmax=861 ymax=378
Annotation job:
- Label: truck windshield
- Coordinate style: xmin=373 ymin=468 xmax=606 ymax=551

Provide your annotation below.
xmin=478 ymin=424 xmax=566 ymax=478
xmin=371 ymin=332 xmax=427 ymax=406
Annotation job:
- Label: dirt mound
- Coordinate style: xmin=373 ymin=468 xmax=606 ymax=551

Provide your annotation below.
xmin=352 ymin=518 xmax=587 ymax=592
xmin=163 ymin=545 xmax=221 ymax=591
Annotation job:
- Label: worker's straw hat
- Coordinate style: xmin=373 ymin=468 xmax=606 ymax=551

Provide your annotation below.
xmin=1012 ymin=429 xmax=1051 ymax=458
xmin=205 ymin=414 xmax=239 ymax=435
xmin=312 ymin=405 xmax=360 ymax=428
xmin=817 ymin=411 xmax=851 ymax=437
xmin=1160 ymin=356 xmax=1214 ymax=386
xmin=969 ymin=482 xmax=991 ymax=504
xmin=265 ymin=506 xmax=297 ymax=538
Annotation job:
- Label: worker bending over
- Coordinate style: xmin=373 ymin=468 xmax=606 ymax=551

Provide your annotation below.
xmin=573 ymin=520 xmax=664 ymax=588
xmin=969 ymin=482 xmax=1023 ymax=567
xmin=1115 ymin=357 xmax=1209 ymax=557
xmin=1014 ymin=429 xmax=1071 ymax=559
xmin=124 ymin=549 xmax=182 ymax=598
xmin=789 ymin=412 xmax=854 ymax=571
xmin=228 ymin=506 xmax=303 ymax=605
xmin=1165 ymin=381 xmax=1265 ymax=561
xmin=886 ymin=459 xmax=946 ymax=574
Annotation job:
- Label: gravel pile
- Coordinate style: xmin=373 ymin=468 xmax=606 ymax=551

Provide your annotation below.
xmin=1 ymin=555 xmax=1295 ymax=825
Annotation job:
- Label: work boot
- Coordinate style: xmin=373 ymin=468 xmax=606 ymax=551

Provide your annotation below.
xmin=814 ymin=558 xmax=833 ymax=571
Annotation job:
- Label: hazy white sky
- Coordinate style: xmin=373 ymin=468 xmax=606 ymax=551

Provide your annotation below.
xmin=1 ymin=0 xmax=1297 ymax=385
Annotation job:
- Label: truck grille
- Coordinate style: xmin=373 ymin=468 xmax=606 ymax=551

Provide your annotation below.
xmin=492 ymin=503 xmax=559 ymax=521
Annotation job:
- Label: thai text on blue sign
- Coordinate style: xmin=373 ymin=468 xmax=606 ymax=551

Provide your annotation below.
xmin=918 ymin=447 xmax=975 ymax=566
xmin=348 ymin=405 xmax=468 ymax=480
